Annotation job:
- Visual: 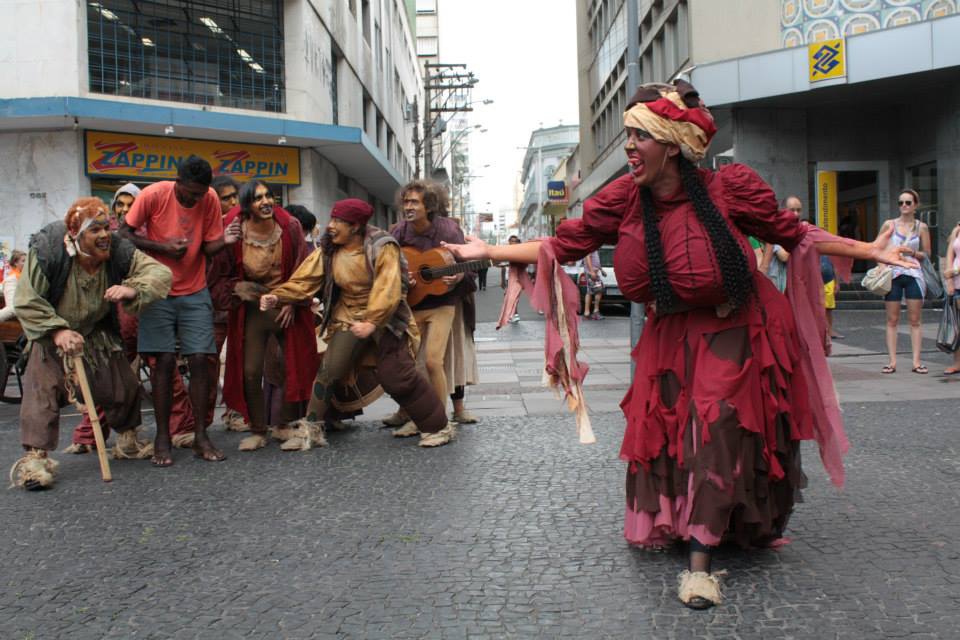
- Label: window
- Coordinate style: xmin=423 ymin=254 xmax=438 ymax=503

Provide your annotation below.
xmin=362 ymin=94 xmax=372 ymax=136
xmin=87 ymin=0 xmax=285 ymax=113
xmin=331 ymin=45 xmax=341 ymax=125
xmin=362 ymin=0 xmax=371 ymax=44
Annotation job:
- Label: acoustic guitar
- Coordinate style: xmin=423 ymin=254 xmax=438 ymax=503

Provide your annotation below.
xmin=402 ymin=246 xmax=492 ymax=307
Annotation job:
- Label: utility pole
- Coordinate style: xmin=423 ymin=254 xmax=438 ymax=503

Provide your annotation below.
xmin=420 ymin=63 xmax=478 ymax=180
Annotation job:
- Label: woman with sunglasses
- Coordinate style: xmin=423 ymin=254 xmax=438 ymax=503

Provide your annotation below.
xmin=444 ymin=81 xmax=913 ymax=609
xmin=874 ymin=189 xmax=930 ymax=374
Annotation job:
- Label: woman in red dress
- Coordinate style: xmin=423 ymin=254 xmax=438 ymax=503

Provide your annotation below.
xmin=445 ymin=81 xmax=913 ymax=609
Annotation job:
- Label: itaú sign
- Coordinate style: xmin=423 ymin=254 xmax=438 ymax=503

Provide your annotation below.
xmin=84 ymin=130 xmax=301 ymax=184
xmin=547 ymin=180 xmax=566 ymax=201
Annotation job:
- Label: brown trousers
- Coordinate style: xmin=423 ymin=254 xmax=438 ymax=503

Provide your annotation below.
xmin=21 ymin=343 xmax=141 ymax=451
xmin=306 ymin=329 xmax=447 ymax=434
xmin=242 ymin=304 xmax=300 ymax=430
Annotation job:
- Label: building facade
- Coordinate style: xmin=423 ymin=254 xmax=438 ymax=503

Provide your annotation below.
xmin=575 ymin=0 xmax=960 ymax=262
xmin=518 ymin=125 xmax=579 ymax=239
xmin=1 ymin=0 xmax=423 ymax=249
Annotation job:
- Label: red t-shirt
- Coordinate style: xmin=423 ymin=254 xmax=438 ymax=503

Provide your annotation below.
xmin=125 ymin=181 xmax=223 ymax=296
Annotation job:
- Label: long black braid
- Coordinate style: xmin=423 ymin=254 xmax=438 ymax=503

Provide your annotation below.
xmin=678 ymin=156 xmax=755 ymax=310
xmin=640 ymin=186 xmax=680 ymax=313
xmin=641 ymin=157 xmax=755 ymax=313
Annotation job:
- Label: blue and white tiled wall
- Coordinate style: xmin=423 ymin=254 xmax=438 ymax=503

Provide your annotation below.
xmin=781 ymin=0 xmax=957 ymax=47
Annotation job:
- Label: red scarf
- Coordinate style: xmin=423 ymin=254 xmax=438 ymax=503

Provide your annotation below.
xmin=221 ymin=206 xmax=319 ymax=420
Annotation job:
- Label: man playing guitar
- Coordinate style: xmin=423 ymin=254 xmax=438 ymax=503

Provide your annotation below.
xmin=385 ymin=181 xmax=475 ymax=435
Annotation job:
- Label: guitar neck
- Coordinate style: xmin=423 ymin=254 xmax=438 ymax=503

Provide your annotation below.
xmin=426 ymin=259 xmax=492 ymax=278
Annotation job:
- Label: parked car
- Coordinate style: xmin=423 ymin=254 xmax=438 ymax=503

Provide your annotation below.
xmin=562 ymin=246 xmax=626 ymax=310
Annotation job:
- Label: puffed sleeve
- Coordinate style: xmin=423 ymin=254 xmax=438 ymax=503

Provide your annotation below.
xmin=719 ymin=163 xmax=806 ymax=251
xmin=551 ymin=173 xmax=632 ymax=263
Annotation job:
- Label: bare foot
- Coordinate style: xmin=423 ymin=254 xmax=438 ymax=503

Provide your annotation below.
xmin=192 ymin=433 xmax=226 ymax=462
xmin=151 ymin=449 xmax=174 ymax=467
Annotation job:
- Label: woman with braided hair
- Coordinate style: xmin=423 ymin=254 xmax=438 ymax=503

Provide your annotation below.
xmin=444 ymin=81 xmax=914 ymax=608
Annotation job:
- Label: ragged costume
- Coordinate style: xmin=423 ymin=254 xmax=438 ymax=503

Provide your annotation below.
xmin=508 ymin=81 xmax=849 ymax=551
xmin=11 ymin=200 xmax=171 ymax=488
xmin=268 ymin=199 xmax=449 ymax=440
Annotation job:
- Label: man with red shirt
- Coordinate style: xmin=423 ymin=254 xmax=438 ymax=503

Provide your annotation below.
xmin=120 ymin=156 xmax=239 ymax=466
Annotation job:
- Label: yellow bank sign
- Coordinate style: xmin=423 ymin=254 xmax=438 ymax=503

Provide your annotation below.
xmin=808 ymin=38 xmax=845 ymax=83
xmin=816 ymin=170 xmax=838 ymax=235
xmin=84 ymin=131 xmax=301 ymax=184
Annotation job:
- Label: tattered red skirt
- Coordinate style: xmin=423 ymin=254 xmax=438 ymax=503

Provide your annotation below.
xmin=620 ymin=274 xmax=814 ymax=547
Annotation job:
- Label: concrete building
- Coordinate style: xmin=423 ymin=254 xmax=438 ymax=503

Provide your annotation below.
xmin=1 ymin=0 xmax=423 ymax=250
xmin=413 ymin=0 xmax=439 ymax=74
xmin=518 ymin=125 xmax=579 ymax=239
xmin=574 ymin=0 xmax=960 ymax=260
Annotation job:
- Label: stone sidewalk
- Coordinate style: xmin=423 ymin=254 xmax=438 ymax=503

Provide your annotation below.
xmin=363 ymin=313 xmax=960 ymax=423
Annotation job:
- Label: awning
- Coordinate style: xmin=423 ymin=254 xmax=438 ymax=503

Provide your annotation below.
xmin=0 ymin=96 xmax=405 ymax=202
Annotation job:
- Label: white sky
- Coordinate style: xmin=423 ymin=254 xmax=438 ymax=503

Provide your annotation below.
xmin=437 ymin=0 xmax=580 ymax=225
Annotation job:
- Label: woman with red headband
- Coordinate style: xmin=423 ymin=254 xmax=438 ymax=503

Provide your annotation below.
xmin=445 ymin=81 xmax=913 ymax=608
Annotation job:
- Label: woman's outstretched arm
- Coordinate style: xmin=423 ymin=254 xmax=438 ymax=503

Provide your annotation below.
xmin=443 ymin=236 xmax=542 ymax=265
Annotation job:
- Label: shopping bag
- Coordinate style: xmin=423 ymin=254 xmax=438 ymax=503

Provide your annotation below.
xmin=936 ymin=296 xmax=960 ymax=353
xmin=921 ymin=257 xmax=944 ymax=300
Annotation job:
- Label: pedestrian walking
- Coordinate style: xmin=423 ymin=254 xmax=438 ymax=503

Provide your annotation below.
xmin=581 ymin=250 xmax=605 ymax=320
xmin=444 ymin=80 xmax=913 ymax=609
xmin=943 ymin=222 xmax=960 ymax=374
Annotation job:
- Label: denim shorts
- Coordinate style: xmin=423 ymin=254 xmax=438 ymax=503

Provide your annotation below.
xmin=138 ymin=288 xmax=216 ymax=354
xmin=884 ymin=274 xmax=923 ymax=302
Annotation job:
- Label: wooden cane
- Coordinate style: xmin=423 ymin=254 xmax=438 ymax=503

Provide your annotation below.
xmin=72 ymin=354 xmax=112 ymax=482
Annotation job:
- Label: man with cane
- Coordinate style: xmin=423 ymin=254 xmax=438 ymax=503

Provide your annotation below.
xmin=9 ymin=197 xmax=171 ymax=490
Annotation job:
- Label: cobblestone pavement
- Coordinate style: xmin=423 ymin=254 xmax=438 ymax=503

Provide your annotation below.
xmin=3 ymin=305 xmax=960 ymax=638
xmin=2 ymin=398 xmax=959 ymax=639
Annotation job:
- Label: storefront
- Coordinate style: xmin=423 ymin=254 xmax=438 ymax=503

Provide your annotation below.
xmin=85 ymin=130 xmax=301 ymax=206
xmin=692 ymin=15 xmax=960 ymax=268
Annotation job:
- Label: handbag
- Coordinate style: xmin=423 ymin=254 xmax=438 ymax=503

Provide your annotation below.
xmin=920 ymin=256 xmax=944 ymax=300
xmin=861 ymin=265 xmax=893 ymax=296
xmin=936 ymin=295 xmax=960 ymax=353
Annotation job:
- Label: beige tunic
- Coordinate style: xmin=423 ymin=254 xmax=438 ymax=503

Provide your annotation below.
xmin=269 ymin=244 xmax=403 ymax=334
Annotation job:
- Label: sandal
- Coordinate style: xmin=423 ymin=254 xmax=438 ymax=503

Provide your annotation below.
xmin=881 ymin=365 xmax=896 ymax=374
xmin=911 ymin=365 xmax=928 ymax=374
xmin=944 ymin=367 xmax=960 ymax=375
xmin=677 ymin=570 xmax=722 ymax=610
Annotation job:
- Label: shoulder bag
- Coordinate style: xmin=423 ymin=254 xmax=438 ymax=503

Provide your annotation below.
xmin=861 ymin=265 xmax=893 ymax=296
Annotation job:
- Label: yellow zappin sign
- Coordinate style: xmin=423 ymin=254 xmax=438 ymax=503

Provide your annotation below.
xmin=808 ymin=38 xmax=845 ymax=82
xmin=85 ymin=130 xmax=301 ymax=184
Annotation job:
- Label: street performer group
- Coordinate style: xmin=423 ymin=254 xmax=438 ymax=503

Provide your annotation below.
xmin=9 ymin=159 xmax=473 ymax=491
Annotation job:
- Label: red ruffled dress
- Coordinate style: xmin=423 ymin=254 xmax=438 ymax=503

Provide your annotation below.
xmin=550 ymin=163 xmax=833 ymax=548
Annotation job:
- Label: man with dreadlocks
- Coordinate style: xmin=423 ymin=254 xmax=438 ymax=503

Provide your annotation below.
xmin=444 ymin=80 xmax=914 ymax=608
xmin=10 ymin=197 xmax=172 ymax=490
